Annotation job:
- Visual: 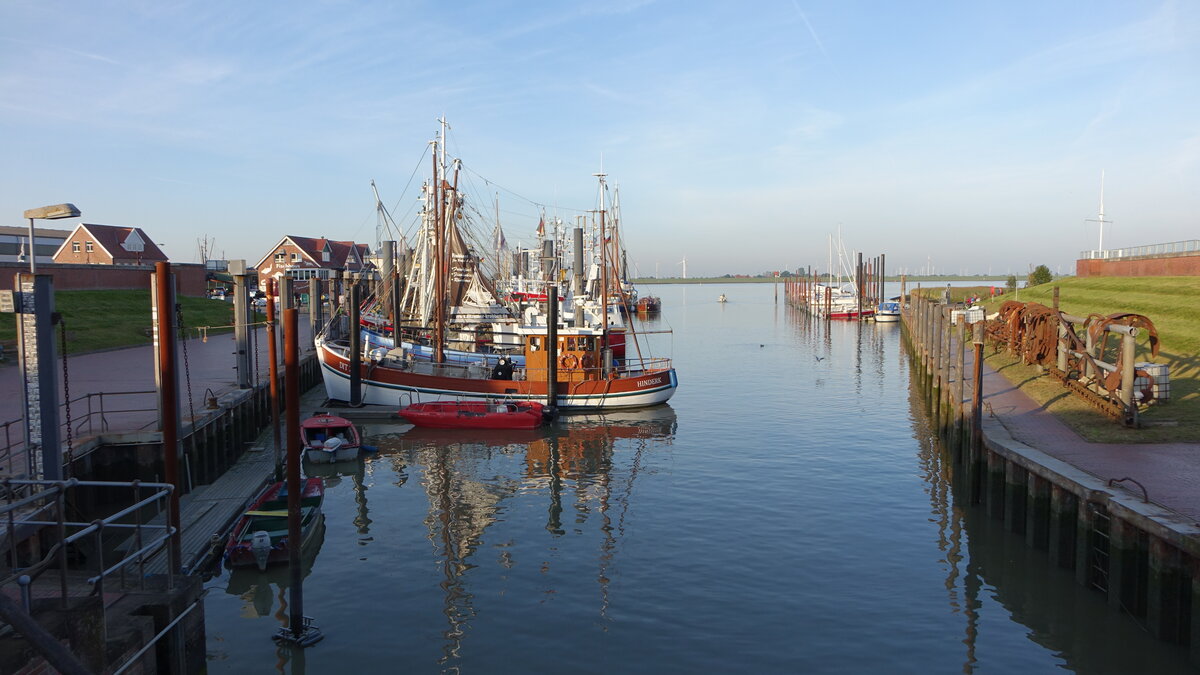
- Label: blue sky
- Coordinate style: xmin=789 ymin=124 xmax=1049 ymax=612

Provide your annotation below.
xmin=3 ymin=1 xmax=1197 ymax=278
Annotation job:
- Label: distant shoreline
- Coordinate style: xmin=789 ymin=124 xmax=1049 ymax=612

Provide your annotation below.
xmin=633 ymin=276 xmax=1014 ymax=285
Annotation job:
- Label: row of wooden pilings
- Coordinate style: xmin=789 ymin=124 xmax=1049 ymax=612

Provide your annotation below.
xmin=903 ymin=292 xmax=1200 ymax=663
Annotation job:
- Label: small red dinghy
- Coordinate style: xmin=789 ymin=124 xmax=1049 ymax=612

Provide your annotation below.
xmin=398 ymin=400 xmax=547 ymax=429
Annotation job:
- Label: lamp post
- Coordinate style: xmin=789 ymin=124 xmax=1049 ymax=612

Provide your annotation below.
xmin=22 ymin=203 xmax=80 ymax=273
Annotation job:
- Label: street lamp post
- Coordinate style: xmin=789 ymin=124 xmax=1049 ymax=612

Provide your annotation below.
xmin=16 ymin=204 xmax=79 ymax=480
xmin=22 ymin=203 xmax=80 ymax=273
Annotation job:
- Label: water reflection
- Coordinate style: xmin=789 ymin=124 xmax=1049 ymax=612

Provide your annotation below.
xmin=905 ymin=354 xmax=1194 ymax=673
xmin=347 ymin=406 xmax=677 ymax=667
xmin=222 ymin=516 xmax=325 ymax=621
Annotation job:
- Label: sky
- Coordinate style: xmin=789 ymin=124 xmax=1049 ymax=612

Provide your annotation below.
xmin=2 ymin=1 xmax=1198 ymax=278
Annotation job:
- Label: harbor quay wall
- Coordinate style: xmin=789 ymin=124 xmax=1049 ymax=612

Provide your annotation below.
xmin=65 ymin=353 xmax=321 ymax=530
xmin=1076 ymin=252 xmax=1200 ymax=277
xmin=0 ymin=261 xmax=208 ymax=295
xmin=901 ymin=295 xmax=1200 ymax=664
xmin=3 ymin=354 xmax=320 ymax=674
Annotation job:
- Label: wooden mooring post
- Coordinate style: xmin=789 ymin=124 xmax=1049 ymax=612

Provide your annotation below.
xmin=902 ymin=301 xmax=1200 ymax=663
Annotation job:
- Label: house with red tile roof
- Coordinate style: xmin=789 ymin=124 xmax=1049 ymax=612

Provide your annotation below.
xmin=253 ymin=235 xmax=374 ymax=288
xmin=52 ymin=223 xmax=169 ymax=265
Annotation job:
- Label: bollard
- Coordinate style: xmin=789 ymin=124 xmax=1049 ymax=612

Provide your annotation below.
xmin=18 ymin=575 xmax=31 ymax=612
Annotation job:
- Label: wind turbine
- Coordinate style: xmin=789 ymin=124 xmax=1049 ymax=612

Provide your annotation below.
xmin=678 ymin=256 xmax=687 ymax=280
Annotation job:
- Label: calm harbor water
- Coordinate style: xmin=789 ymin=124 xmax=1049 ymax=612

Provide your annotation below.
xmin=203 ymin=282 xmax=1192 ymax=673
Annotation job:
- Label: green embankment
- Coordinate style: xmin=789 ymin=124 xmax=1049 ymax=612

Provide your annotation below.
xmin=925 ymin=277 xmax=1200 ymax=443
xmin=633 ymin=276 xmax=1009 ymax=285
xmin=0 ymin=289 xmax=246 ymax=358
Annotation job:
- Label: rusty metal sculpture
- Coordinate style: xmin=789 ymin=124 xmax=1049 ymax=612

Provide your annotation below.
xmin=984 ymin=301 xmax=1161 ymax=426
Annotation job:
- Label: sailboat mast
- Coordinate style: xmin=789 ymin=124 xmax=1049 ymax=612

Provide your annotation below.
xmin=432 ymin=136 xmax=445 ymax=364
xmin=1098 ymin=169 xmax=1106 ymax=252
xmin=596 ymin=172 xmax=609 ymax=353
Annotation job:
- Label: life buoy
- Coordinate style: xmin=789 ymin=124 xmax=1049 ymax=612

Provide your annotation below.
xmin=559 ymin=353 xmax=580 ymax=369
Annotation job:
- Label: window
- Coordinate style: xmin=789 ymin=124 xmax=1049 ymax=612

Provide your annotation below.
xmin=291 ymin=253 xmax=300 ymax=262
xmin=72 ymin=242 xmax=80 ymax=253
xmin=322 ymin=249 xmax=330 ymax=262
xmin=275 ymin=251 xmax=286 ymax=263
xmin=85 ymin=241 xmax=94 ymax=252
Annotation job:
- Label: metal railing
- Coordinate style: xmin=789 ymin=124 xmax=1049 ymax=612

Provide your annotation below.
xmin=0 ymin=390 xmax=160 ymax=480
xmin=1 ymin=478 xmax=178 ymax=672
xmin=2 ymin=477 xmax=176 ymax=605
xmin=1079 ymin=239 xmax=1200 ymax=260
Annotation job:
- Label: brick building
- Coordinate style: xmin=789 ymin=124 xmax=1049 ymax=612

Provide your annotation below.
xmin=52 ymin=223 xmax=169 ymax=266
xmin=254 ymin=235 xmax=374 ymax=290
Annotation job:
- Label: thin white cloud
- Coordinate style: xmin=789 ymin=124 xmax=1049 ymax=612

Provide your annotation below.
xmin=791 ymin=1 xmax=829 ymax=62
xmin=898 ymin=4 xmax=1185 ymax=115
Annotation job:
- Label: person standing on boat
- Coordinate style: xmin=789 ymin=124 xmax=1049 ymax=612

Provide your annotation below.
xmin=491 ymin=355 xmax=514 ymax=380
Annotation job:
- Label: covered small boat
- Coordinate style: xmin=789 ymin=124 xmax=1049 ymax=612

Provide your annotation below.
xmin=301 ymin=413 xmax=362 ymax=463
xmin=398 ymin=400 xmax=547 ymax=429
xmin=225 ymin=478 xmax=325 ymax=570
xmin=874 ymin=301 xmax=901 ymax=322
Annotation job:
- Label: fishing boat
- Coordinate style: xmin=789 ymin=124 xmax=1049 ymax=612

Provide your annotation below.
xmin=224 ymin=478 xmax=325 ymax=571
xmin=301 ymin=413 xmax=362 ymax=463
xmin=636 ymin=295 xmax=661 ymax=313
xmin=315 ymin=131 xmax=677 ymax=412
xmin=874 ymin=301 xmax=901 ymax=322
xmin=316 ymin=324 xmax=675 ymax=411
xmin=398 ymin=400 xmax=547 ymax=429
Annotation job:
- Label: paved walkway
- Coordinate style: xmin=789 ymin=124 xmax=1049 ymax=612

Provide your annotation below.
xmin=973 ymin=360 xmax=1200 ymax=522
xmin=0 ymin=321 xmax=315 ymax=432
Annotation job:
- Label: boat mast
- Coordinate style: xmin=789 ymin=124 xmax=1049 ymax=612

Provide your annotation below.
xmin=596 ymin=171 xmax=608 ymax=353
xmin=433 ymin=126 xmax=445 ymax=364
xmin=826 ymin=233 xmax=832 ymax=285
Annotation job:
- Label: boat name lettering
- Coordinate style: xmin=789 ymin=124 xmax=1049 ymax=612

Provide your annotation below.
xmin=637 ymin=377 xmax=662 ymax=388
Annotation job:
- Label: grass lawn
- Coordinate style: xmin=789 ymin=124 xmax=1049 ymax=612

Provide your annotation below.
xmin=919 ymin=277 xmax=1200 ymax=443
xmin=0 ymin=289 xmax=249 ymax=359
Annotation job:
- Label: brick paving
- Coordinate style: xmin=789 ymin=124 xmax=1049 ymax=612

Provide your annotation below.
xmin=972 ymin=358 xmax=1200 ymax=522
xmin=0 ymin=320 xmax=314 ymax=429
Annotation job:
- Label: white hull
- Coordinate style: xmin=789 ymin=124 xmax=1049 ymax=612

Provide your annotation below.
xmin=316 ymin=339 xmax=677 ymax=412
